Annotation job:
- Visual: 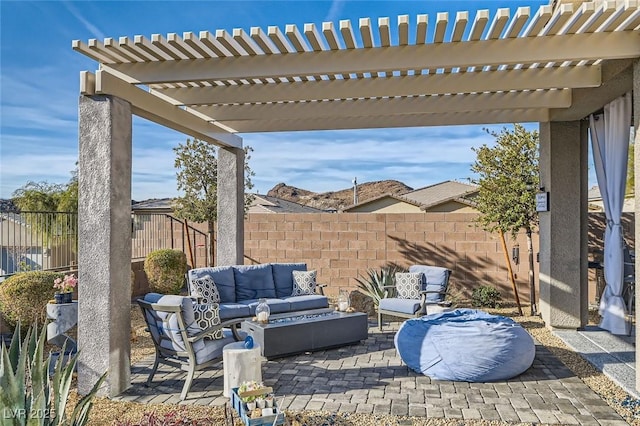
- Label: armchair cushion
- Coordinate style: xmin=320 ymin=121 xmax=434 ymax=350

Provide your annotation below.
xmin=195 ymin=330 xmax=236 ymax=364
xmin=190 ymin=276 xmax=221 ymax=304
xmin=272 ymin=263 xmax=307 ymax=298
xmin=408 ymin=265 xmax=451 ymax=303
xmin=291 ymin=270 xmax=317 ymax=296
xmin=142 ymin=293 xmax=204 ymax=353
xmin=234 ymin=264 xmax=276 ymax=300
xmin=193 ymin=303 xmax=223 ymax=340
xmin=380 ymin=297 xmax=422 ymax=315
xmin=395 ymin=272 xmax=422 ymax=299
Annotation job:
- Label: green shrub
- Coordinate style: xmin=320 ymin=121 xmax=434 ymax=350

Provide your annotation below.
xmin=471 ymin=285 xmax=502 ymax=308
xmin=0 ymin=322 xmax=106 ymax=425
xmin=0 ymin=271 xmax=63 ymax=328
xmin=354 ymin=265 xmax=405 ymax=307
xmin=144 ymin=249 xmax=188 ymax=295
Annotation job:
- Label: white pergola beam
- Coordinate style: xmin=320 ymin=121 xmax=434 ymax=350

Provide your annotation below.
xmin=102 ymin=31 xmax=638 ymax=84
xmin=217 ymin=109 xmax=550 ymax=132
xmin=156 ymin=65 xmax=600 ymax=105
xmin=84 ymin=70 xmax=241 ymax=148
xmin=193 ymin=90 xmax=571 ymax=121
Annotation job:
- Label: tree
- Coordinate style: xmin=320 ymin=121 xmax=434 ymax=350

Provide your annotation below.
xmin=11 ymin=171 xmax=79 ymax=249
xmin=172 ymin=138 xmax=255 ymax=266
xmin=470 ymin=124 xmax=539 ymax=315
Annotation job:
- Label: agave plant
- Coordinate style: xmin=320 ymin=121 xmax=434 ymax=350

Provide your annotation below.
xmin=0 ymin=322 xmax=106 ymax=426
xmin=354 ymin=265 xmax=404 ymax=307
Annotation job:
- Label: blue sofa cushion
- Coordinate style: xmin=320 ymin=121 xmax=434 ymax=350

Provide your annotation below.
xmin=284 ymin=295 xmax=329 ymax=312
xmin=395 ymin=309 xmax=536 ymax=382
xmin=189 ymin=267 xmax=236 ymax=303
xmin=408 ymin=265 xmax=450 ymax=303
xmin=234 ymin=264 xmax=277 ymax=300
xmin=272 ymin=263 xmax=307 ymax=298
xmin=219 ymin=303 xmax=252 ymax=321
xmin=242 ymin=298 xmax=291 ymax=315
xmin=380 ymin=297 xmax=422 ymax=315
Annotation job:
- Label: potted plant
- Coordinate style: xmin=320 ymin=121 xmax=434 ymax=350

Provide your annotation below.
xmin=53 ymin=274 xmax=77 ymax=304
xmin=238 ymin=380 xmax=266 ymax=411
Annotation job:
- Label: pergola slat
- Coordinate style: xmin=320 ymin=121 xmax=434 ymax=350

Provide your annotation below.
xmin=434 ymin=12 xmax=448 ymax=43
xmin=304 ymin=23 xmax=326 ymax=51
xmin=192 ymin=89 xmax=571 ymax=121
xmin=74 ymin=1 xmax=639 ymax=133
xmin=90 ymin=70 xmax=241 ymax=147
xmin=103 ymin=31 xmax=637 ymax=84
xmin=155 ymin=65 xmax=601 ymax=105
xmin=216 ymin=30 xmax=245 ymax=56
xmin=216 ymin=108 xmax=551 ymax=132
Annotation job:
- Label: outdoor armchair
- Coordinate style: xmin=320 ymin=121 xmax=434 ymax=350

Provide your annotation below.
xmin=137 ymin=293 xmax=239 ymax=400
xmin=378 ymin=265 xmax=452 ymax=331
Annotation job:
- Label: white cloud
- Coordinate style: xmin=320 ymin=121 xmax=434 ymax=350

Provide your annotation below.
xmin=61 ymin=1 xmax=105 ymax=40
xmin=324 ymin=0 xmax=346 ymax=23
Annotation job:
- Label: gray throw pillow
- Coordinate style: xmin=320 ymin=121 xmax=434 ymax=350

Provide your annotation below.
xmin=192 ymin=303 xmax=223 ymax=340
xmin=191 ymin=275 xmax=221 ymax=305
xmin=291 ymin=270 xmax=317 ymax=296
xmin=395 ymin=272 xmax=422 ymax=299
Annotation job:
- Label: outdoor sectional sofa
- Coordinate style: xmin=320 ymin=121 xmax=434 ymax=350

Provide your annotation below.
xmin=187 ymin=263 xmax=328 ymax=337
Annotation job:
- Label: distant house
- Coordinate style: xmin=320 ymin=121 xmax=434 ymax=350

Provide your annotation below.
xmin=131 ymin=194 xmax=324 ymax=215
xmin=342 ymin=180 xmax=479 ymax=213
xmin=247 ymin=194 xmax=325 ymax=214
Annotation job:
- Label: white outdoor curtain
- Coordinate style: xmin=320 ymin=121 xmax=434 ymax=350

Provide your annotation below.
xmin=589 ymin=92 xmax=632 ymax=335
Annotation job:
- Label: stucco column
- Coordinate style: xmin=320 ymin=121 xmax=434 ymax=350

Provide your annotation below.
xmin=217 ymin=146 xmax=245 ymax=265
xmin=78 ymin=95 xmax=132 ymax=396
xmin=538 ymin=120 xmax=588 ymax=329
xmin=633 ymin=58 xmax=639 ymax=394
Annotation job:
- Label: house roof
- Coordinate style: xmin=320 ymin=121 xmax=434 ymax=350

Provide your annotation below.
xmin=343 ymin=180 xmax=479 ymax=211
xmin=403 ymin=180 xmax=479 ymax=206
xmin=73 ymin=1 xmax=640 ymax=144
xmin=131 ymin=194 xmax=324 ymax=214
xmin=341 ymin=193 xmax=426 ymax=212
xmin=248 ymin=194 xmax=325 ymax=213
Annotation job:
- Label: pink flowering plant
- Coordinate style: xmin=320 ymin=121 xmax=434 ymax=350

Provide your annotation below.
xmin=53 ymin=274 xmax=78 ymax=293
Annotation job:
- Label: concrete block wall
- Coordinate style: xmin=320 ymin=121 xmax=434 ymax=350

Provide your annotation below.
xmin=242 ymin=212 xmax=538 ymax=303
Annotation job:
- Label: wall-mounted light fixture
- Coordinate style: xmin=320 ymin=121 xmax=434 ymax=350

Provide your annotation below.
xmin=535 ymin=188 xmax=550 ymax=212
xmin=512 ymin=244 xmax=520 ymax=265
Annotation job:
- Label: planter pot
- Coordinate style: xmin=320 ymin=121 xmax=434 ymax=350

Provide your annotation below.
xmin=246 ymin=401 xmax=256 ymax=411
xmin=55 ymin=292 xmax=73 ymax=304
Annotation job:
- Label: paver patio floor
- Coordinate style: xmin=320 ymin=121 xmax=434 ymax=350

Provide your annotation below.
xmin=114 ymin=321 xmax=628 ymax=425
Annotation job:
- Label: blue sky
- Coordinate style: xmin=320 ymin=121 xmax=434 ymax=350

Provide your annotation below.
xmin=0 ymin=0 xmax=575 ymax=201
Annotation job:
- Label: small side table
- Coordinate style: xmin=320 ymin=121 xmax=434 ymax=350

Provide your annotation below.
xmin=223 ymin=341 xmax=262 ymax=398
xmin=46 ymin=301 xmax=78 ymax=354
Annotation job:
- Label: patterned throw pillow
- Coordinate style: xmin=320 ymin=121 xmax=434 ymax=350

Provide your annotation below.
xmin=191 ymin=276 xmax=221 ymax=304
xmin=395 ymin=272 xmax=423 ymax=299
xmin=291 ymin=270 xmax=317 ymax=296
xmin=192 ymin=303 xmax=223 ymax=340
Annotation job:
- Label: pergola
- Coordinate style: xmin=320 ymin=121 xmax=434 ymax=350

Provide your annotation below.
xmin=73 ymin=0 xmax=640 ymax=396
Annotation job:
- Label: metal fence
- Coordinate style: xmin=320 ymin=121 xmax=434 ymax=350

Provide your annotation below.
xmin=0 ymin=210 xmax=208 ymax=280
xmin=131 ymin=213 xmax=208 ymax=267
xmin=0 ymin=211 xmax=77 ymax=279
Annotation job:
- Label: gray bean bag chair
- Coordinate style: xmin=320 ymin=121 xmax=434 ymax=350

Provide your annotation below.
xmin=395 ymin=309 xmax=535 ymax=382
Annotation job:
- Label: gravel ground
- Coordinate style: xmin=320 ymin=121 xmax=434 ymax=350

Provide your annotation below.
xmin=71 ymin=304 xmax=639 ymax=426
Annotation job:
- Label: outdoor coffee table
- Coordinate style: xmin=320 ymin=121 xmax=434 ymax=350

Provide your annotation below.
xmin=240 ymin=308 xmax=368 ymax=359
